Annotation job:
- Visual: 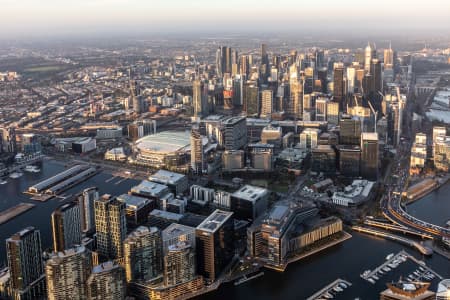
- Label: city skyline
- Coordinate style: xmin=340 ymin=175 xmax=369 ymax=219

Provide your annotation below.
xmin=2 ymin=0 xmax=450 ymax=38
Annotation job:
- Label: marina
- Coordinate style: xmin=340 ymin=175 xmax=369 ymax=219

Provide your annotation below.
xmin=234 ymin=272 xmax=265 ymax=286
xmin=0 ymin=203 xmax=35 ymax=225
xmin=360 ymin=250 xmax=443 ymax=285
xmin=306 ymin=278 xmax=352 ymax=300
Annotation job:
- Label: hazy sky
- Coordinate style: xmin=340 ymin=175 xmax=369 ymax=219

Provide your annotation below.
xmin=2 ymin=0 xmax=450 ymax=38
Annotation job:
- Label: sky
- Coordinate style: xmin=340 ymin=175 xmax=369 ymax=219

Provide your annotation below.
xmin=1 ymin=0 xmax=450 ymax=38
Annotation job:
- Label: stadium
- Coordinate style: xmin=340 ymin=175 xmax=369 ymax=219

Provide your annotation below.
xmin=133 ymin=131 xmax=191 ymax=168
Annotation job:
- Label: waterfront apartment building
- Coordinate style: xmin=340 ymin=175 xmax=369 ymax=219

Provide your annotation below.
xmin=51 ymin=201 xmax=82 ymax=252
xmin=94 ymin=195 xmax=127 ymax=260
xmin=162 ymin=223 xmax=196 ymax=255
xmin=45 ymin=246 xmax=91 ymax=300
xmin=77 ymin=187 xmax=99 ymax=233
xmin=123 ymin=226 xmax=162 ymax=283
xmin=86 ymin=261 xmax=126 ymax=300
xmin=6 ymin=227 xmax=46 ymax=299
xmin=195 ymin=210 xmax=234 ymax=282
xmin=164 ymin=241 xmax=196 ymax=286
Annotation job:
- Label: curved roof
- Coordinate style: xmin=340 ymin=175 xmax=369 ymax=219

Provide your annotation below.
xmin=136 ymin=131 xmax=190 ymax=153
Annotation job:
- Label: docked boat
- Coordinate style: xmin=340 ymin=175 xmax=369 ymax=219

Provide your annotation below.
xmin=333 ymin=286 xmax=343 ymax=292
xmin=0 ymin=179 xmax=7 ymax=185
xmin=361 ymin=270 xmax=371 ymax=277
xmin=323 ymin=292 xmax=334 ymax=299
xmin=9 ymin=172 xmax=23 ymax=179
xmin=339 ymin=283 xmax=347 ymax=289
xmin=382 ymin=267 xmax=391 ymax=272
xmin=368 ymin=278 xmax=376 ymax=284
xmin=386 ymin=253 xmax=394 ymax=260
xmin=372 ymin=275 xmax=379 ymax=280
xmin=25 ymin=165 xmax=41 ymax=173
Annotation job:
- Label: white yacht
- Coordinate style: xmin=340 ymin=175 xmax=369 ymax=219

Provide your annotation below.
xmin=9 ymin=172 xmax=23 ymax=179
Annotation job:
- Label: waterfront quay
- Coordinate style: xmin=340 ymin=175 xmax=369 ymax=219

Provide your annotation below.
xmin=0 ymin=203 xmax=35 ymax=225
xmin=264 ymin=231 xmax=352 ymax=272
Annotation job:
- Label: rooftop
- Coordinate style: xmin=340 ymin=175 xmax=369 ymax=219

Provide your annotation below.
xmin=135 ymin=131 xmax=190 ymax=153
xmin=149 ymin=209 xmax=183 ymax=222
xmin=197 ymin=209 xmax=233 ymax=233
xmin=130 ymin=180 xmax=169 ymax=197
xmin=232 ymin=184 xmax=269 ymax=202
xmin=117 ymin=194 xmax=152 ymax=209
xmin=163 ymin=223 xmax=195 ymax=241
xmin=361 ymin=132 xmax=378 ymax=141
xmin=149 ymin=170 xmax=186 ymax=184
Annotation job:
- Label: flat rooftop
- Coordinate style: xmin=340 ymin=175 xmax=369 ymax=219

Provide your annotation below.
xmin=130 ymin=180 xmax=169 ymax=196
xmin=232 ymin=184 xmax=268 ymax=202
xmin=149 ymin=170 xmax=186 ymax=184
xmin=162 ymin=223 xmax=195 ymax=241
xmin=197 ymin=209 xmax=233 ymax=233
xmin=149 ymin=209 xmax=183 ymax=222
xmin=117 ymin=194 xmax=152 ymax=209
xmin=361 ymin=132 xmax=378 ymax=141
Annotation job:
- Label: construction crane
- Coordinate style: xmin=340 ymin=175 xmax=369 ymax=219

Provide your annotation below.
xmin=368 ymin=100 xmax=378 ymax=133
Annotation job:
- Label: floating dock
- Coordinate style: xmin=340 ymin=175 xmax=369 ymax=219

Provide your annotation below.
xmin=306 ymin=278 xmax=352 ymax=300
xmin=0 ymin=203 xmax=35 ymax=225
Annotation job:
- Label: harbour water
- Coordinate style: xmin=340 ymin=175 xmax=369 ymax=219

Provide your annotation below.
xmin=0 ymin=160 xmax=449 ymax=299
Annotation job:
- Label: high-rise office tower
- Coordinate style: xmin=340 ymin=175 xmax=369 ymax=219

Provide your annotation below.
xmin=364 ymin=42 xmax=376 ymax=72
xmin=289 ymin=65 xmax=303 ymax=118
xmin=340 ymin=115 xmax=362 ymax=145
xmin=346 ymin=67 xmax=356 ymax=94
xmin=232 ymin=76 xmax=243 ymax=107
xmin=360 ymin=132 xmax=379 ymax=180
xmin=384 ymin=42 xmax=394 ymax=70
xmin=370 ymin=58 xmax=383 ymax=96
xmin=195 ymin=210 xmax=234 ymax=282
xmin=94 ymin=195 xmax=127 ymax=260
xmin=240 ymin=55 xmax=249 ymax=77
xmin=327 ymin=102 xmax=340 ymax=125
xmin=216 ymin=46 xmax=232 ymax=76
xmin=45 ymin=245 xmax=92 ymax=300
xmin=317 ymin=68 xmax=328 ymax=94
xmin=315 ymin=97 xmax=328 ymax=121
xmin=260 ymin=89 xmax=273 ymax=118
xmin=223 ymin=116 xmax=247 ymax=151
xmin=123 ymin=226 xmax=163 ymax=283
xmin=333 ymin=65 xmax=346 ymax=110
xmin=163 ymin=241 xmax=196 ymax=286
xmin=77 ymin=187 xmax=99 ymax=233
xmin=51 ymin=201 xmax=82 ymax=252
xmin=7 ymin=227 xmax=46 ymax=299
xmin=86 ymin=261 xmax=126 ymax=300
xmin=190 ymin=125 xmax=204 ymax=174
xmin=193 ymin=79 xmax=208 ymax=119
xmin=261 ymin=43 xmax=270 ymax=82
xmin=243 ymin=82 xmax=259 ymax=116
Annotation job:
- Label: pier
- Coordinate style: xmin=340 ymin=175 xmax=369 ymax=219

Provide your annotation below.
xmin=306 ymin=278 xmax=352 ymax=300
xmin=0 ymin=203 xmax=35 ymax=225
xmin=402 ymin=251 xmax=444 ymax=280
xmin=352 ymin=226 xmax=433 ymax=255
xmin=361 ymin=251 xmax=407 ymax=280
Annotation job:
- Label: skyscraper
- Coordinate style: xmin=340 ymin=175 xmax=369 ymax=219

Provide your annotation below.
xmin=77 ymin=187 xmax=99 ymax=233
xmin=123 ymin=226 xmax=163 ymax=283
xmin=94 ymin=195 xmax=127 ymax=260
xmin=163 ymin=241 xmax=196 ymax=286
xmin=45 ymin=246 xmax=92 ymax=300
xmin=364 ymin=42 xmax=376 ymax=72
xmin=190 ymin=125 xmax=204 ymax=174
xmin=7 ymin=227 xmax=46 ymax=299
xmin=260 ymin=89 xmax=273 ymax=118
xmin=289 ymin=65 xmax=303 ymax=118
xmin=361 ymin=132 xmax=379 ymax=180
xmin=195 ymin=210 xmax=234 ymax=283
xmin=86 ymin=261 xmax=126 ymax=300
xmin=384 ymin=42 xmax=394 ymax=70
xmin=243 ymin=82 xmax=259 ymax=116
xmin=193 ymin=79 xmax=208 ymax=119
xmin=51 ymin=201 xmax=82 ymax=252
xmin=333 ymin=65 xmax=346 ymax=110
